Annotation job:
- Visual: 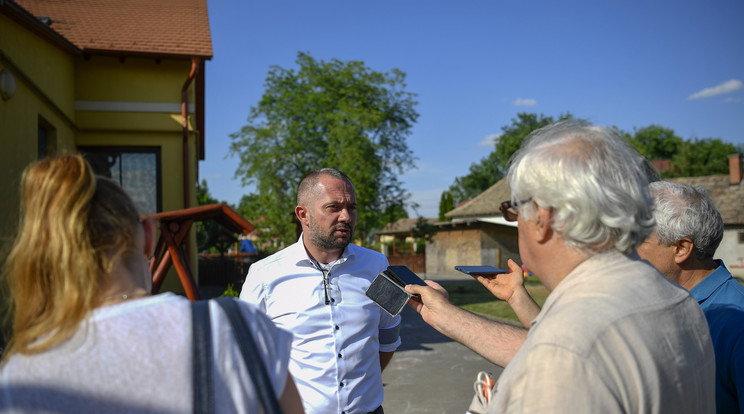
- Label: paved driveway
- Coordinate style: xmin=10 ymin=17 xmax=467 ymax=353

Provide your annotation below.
xmin=382 ymin=305 xmax=504 ymax=413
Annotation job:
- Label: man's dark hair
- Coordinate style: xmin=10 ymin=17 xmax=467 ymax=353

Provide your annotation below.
xmin=297 ymin=168 xmax=353 ymax=206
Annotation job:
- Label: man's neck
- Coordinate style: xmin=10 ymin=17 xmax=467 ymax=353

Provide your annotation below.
xmin=677 ymin=258 xmax=718 ymax=291
xmin=302 ymin=238 xmax=343 ymax=265
xmin=533 ymin=243 xmax=591 ymax=292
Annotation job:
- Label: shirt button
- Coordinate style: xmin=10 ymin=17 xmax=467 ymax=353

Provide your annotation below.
xmin=339 ymin=382 xmax=344 ymax=387
xmin=338 ymin=353 xmax=342 ymax=358
xmin=335 ymin=325 xmax=340 ymax=330
xmin=331 ymin=298 xmax=336 ymax=303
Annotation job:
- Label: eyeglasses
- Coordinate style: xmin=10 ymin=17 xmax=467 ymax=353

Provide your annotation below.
xmin=499 ymin=198 xmax=532 ymax=222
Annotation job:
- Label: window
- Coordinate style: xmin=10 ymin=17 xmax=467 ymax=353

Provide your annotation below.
xmin=38 ymin=116 xmax=57 ymax=159
xmin=79 ymin=147 xmax=162 ymax=214
xmin=738 ymin=232 xmax=744 ymax=244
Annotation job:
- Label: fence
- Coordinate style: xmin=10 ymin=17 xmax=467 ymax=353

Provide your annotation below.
xmin=386 ymin=253 xmax=425 ymax=274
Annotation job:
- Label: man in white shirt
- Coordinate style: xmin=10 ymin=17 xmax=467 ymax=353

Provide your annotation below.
xmin=406 ymin=121 xmax=716 ymax=413
xmin=240 ymin=168 xmax=400 ymax=414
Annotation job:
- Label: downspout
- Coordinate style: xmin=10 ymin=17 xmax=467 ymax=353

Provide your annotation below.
xmin=181 ymin=57 xmax=200 ymax=209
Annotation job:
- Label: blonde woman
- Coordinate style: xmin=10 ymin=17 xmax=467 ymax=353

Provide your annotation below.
xmin=0 ymin=154 xmax=303 ymax=414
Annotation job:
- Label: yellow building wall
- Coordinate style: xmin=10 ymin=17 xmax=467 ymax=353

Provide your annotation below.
xmin=0 ymin=13 xmax=78 ymax=252
xmin=1 ymin=15 xmax=202 ymax=294
xmin=73 ymin=56 xmax=201 ymax=293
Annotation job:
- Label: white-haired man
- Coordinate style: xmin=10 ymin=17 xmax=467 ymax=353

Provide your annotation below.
xmin=406 ymin=121 xmax=715 ymax=413
xmin=637 ymin=180 xmax=744 ymax=413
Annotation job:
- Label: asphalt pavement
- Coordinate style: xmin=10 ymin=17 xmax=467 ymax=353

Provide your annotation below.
xmin=381 ymin=273 xmax=505 ymax=414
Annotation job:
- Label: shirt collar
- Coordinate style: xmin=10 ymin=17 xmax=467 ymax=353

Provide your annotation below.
xmin=288 ymin=233 xmax=355 ymax=268
xmin=689 ymin=260 xmax=729 ymax=303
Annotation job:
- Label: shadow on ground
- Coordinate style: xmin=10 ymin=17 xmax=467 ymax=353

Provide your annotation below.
xmin=383 ymin=306 xmax=504 ymax=414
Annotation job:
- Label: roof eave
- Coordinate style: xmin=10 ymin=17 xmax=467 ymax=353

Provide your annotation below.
xmin=2 ymin=0 xmax=81 ymax=55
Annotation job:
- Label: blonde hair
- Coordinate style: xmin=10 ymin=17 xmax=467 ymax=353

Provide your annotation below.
xmin=2 ymin=155 xmax=141 ymax=361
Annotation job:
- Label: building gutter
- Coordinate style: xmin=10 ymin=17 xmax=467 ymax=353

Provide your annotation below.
xmin=181 ymin=56 xmax=200 ymax=209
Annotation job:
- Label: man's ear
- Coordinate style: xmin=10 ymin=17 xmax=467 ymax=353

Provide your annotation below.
xmin=673 ymin=237 xmax=694 ymax=264
xmin=295 ymin=205 xmax=309 ymax=226
xmin=534 ymin=206 xmax=554 ymax=243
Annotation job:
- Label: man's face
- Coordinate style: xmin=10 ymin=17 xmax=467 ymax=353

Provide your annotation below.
xmin=306 ymin=175 xmax=356 ymax=252
xmin=636 ymin=233 xmax=680 ymax=283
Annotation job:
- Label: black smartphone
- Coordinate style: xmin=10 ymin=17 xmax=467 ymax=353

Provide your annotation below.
xmin=454 ymin=265 xmax=507 ymax=275
xmin=385 ymin=265 xmax=427 ymax=287
xmin=365 ymin=266 xmax=426 ymax=317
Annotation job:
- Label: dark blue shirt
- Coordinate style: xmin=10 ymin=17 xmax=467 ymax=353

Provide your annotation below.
xmin=690 ymin=261 xmax=744 ymax=414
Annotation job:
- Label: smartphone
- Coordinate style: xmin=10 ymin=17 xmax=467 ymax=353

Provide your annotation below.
xmin=454 ymin=265 xmax=507 ymax=276
xmin=385 ymin=265 xmax=427 ymax=287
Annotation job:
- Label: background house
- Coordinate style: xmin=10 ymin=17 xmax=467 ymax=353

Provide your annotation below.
xmin=427 ymin=179 xmax=520 ymax=275
xmin=1 ymin=0 xmax=212 ymax=292
xmin=376 ymin=217 xmax=437 ymax=274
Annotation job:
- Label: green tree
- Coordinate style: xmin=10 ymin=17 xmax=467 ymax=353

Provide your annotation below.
xmin=438 ymin=191 xmax=454 ymax=221
xmin=448 ymin=112 xmax=573 ymax=204
xmin=668 ymin=138 xmax=738 ymax=178
xmin=628 ymin=126 xmax=739 ymax=178
xmin=229 ymin=52 xmax=419 ymax=247
xmin=411 ymin=217 xmax=438 ymax=242
xmin=629 ymin=125 xmax=683 ymax=161
xmin=195 ymin=179 xmax=229 ymax=253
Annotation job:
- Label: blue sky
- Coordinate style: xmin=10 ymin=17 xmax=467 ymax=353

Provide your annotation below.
xmin=201 ymin=0 xmax=744 ymax=218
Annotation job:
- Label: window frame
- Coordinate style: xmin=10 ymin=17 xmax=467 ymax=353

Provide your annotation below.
xmin=78 ymin=146 xmax=163 ymax=213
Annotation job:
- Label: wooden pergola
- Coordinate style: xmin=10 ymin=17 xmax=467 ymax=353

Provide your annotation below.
xmin=142 ymin=203 xmax=254 ymax=301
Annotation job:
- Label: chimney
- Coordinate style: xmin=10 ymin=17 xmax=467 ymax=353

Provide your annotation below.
xmin=729 ymin=154 xmax=742 ymax=185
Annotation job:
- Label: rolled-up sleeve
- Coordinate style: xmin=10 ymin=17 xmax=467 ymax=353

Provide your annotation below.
xmin=379 ymin=313 xmax=401 ymax=352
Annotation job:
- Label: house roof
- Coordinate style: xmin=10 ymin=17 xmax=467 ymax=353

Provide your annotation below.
xmin=445 ymin=178 xmax=511 ymax=219
xmin=13 ymin=0 xmax=212 ymax=58
xmin=378 ymin=217 xmax=438 ymax=235
xmin=445 ymin=174 xmax=744 ymax=226
xmin=672 ymin=175 xmax=744 ymax=225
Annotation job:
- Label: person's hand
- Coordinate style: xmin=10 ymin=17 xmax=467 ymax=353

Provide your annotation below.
xmin=405 ymin=280 xmax=453 ymax=329
xmin=471 ymin=259 xmax=526 ymax=304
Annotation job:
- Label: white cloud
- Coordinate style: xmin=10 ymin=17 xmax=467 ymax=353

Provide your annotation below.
xmin=512 ymin=98 xmax=537 ymax=107
xmin=687 ymin=79 xmax=743 ymax=100
xmin=723 ymin=96 xmax=742 ymax=103
xmin=479 ymin=133 xmax=502 ymax=147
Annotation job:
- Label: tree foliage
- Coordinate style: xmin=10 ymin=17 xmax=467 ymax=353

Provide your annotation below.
xmin=628 ymin=125 xmax=683 ymax=161
xmin=196 ymin=179 xmax=231 ymax=254
xmin=664 ymin=138 xmax=738 ymax=178
xmin=446 ymin=112 xmax=573 ymax=205
xmin=438 ymin=191 xmax=455 ymax=221
xmin=229 ymin=52 xmax=419 ymax=247
xmin=445 ymin=114 xmax=741 ymax=208
xmin=412 ymin=217 xmax=438 ymax=242
xmin=627 ymin=126 xmax=738 ymax=178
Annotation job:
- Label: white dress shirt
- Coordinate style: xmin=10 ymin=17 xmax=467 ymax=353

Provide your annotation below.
xmin=240 ymin=236 xmax=402 ymax=414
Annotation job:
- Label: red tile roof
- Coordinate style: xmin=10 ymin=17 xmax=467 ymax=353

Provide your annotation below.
xmin=13 ymin=0 xmax=212 ymax=58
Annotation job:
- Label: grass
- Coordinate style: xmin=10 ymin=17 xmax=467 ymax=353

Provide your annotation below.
xmin=443 ymin=278 xmax=549 ymax=324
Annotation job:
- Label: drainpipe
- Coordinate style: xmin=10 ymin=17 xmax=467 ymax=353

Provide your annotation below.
xmin=181 ymin=57 xmax=200 ymax=209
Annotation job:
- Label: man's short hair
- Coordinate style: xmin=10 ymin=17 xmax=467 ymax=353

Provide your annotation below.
xmin=297 ymin=168 xmax=353 ymax=206
xmin=649 ymin=181 xmax=723 ymax=260
xmin=507 ymin=120 xmax=655 ymax=254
